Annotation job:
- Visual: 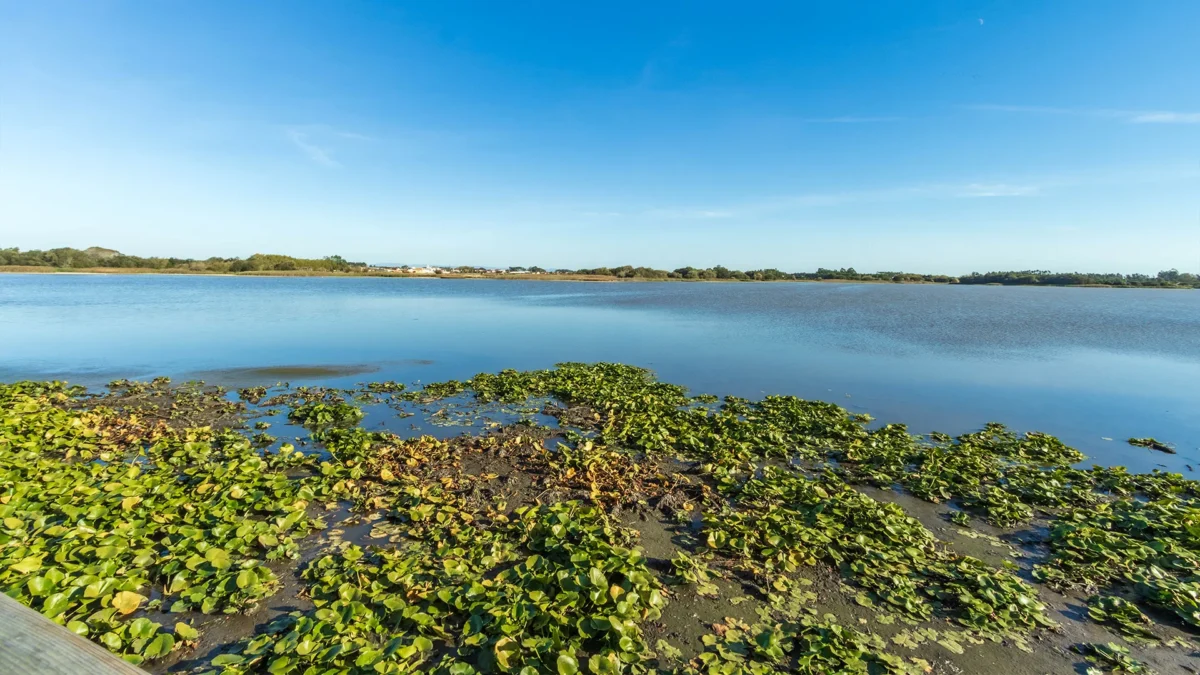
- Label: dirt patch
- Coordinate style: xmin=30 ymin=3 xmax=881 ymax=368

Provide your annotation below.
xmin=65 ymin=378 xmax=249 ymax=430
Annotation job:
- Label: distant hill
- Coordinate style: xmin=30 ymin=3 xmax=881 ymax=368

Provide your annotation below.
xmin=84 ymin=246 xmax=120 ymax=259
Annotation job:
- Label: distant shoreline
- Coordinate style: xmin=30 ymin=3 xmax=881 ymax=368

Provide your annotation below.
xmin=0 ymin=265 xmax=1193 ymax=289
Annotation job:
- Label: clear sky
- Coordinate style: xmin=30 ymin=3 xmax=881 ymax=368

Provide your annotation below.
xmin=2 ymin=1 xmax=1198 ymax=273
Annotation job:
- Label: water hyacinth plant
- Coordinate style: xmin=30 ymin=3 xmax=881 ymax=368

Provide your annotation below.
xmin=1 ymin=364 xmax=1196 ymax=674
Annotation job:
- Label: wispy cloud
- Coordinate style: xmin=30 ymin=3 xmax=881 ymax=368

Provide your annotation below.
xmin=968 ymin=104 xmax=1200 ymax=124
xmin=284 ymin=125 xmax=373 ymax=167
xmin=643 ymin=208 xmax=735 ymax=219
xmin=956 ymin=183 xmax=1041 ymax=197
xmin=626 ymin=164 xmax=1198 ymax=222
xmin=334 ymin=130 xmax=375 ymax=141
xmin=286 ymin=129 xmax=339 ymax=167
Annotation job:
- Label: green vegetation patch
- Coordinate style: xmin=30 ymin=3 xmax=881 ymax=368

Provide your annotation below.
xmin=703 ymin=468 xmax=1053 ymax=633
xmin=211 ymin=499 xmax=664 ymax=675
xmin=1037 ymin=497 xmax=1200 ymax=628
xmin=2 ymin=363 xmax=1198 ymax=674
xmin=0 ymin=381 xmax=328 ymax=665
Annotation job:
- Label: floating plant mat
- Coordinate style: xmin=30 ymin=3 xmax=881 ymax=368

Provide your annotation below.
xmin=0 ymin=364 xmax=1197 ymax=675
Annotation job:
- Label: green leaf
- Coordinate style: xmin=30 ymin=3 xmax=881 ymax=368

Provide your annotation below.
xmin=129 ymin=617 xmax=158 ymax=639
xmin=143 ymin=633 xmax=175 ymax=659
xmin=557 ymin=653 xmax=579 ymax=675
xmin=94 ymin=546 xmax=119 ymax=560
xmin=9 ymin=555 xmax=43 ymax=574
xmin=41 ymin=592 xmax=70 ymax=618
xmin=205 ymin=548 xmax=232 ymax=570
xmin=26 ymin=576 xmax=52 ymax=596
xmin=174 ymin=622 xmax=199 ymax=640
xmin=236 ymin=569 xmax=255 ymax=589
xmin=99 ymin=632 xmax=123 ymax=651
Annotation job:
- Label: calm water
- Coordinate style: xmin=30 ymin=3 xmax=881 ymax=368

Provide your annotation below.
xmin=2 ymin=274 xmax=1198 ymax=472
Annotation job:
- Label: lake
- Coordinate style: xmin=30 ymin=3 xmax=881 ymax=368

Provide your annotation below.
xmin=2 ymin=273 xmax=1197 ymax=472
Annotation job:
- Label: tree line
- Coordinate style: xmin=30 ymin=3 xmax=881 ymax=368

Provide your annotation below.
xmin=3 ymin=247 xmax=1196 ymax=287
xmin=0 ymin=247 xmax=367 ymax=273
xmin=551 ymin=265 xmax=1198 ymax=287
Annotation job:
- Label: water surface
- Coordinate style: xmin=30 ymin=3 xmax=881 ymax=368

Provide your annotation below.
xmin=2 ymin=274 xmax=1197 ymax=472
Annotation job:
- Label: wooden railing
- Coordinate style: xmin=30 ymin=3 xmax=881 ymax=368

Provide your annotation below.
xmin=0 ymin=593 xmax=146 ymax=674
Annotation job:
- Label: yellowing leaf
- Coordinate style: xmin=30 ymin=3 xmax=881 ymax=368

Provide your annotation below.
xmin=494 ymin=637 xmax=518 ymax=670
xmin=112 ymin=591 xmax=145 ymax=614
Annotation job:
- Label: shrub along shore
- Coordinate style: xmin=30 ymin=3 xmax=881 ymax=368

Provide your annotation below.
xmin=1 ymin=364 xmax=1197 ymax=674
xmin=3 ymin=246 xmax=1198 ymax=287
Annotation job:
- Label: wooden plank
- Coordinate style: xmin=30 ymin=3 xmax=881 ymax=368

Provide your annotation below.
xmin=0 ymin=593 xmax=146 ymax=675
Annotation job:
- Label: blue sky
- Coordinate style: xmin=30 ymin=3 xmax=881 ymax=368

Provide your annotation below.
xmin=1 ymin=1 xmax=1198 ymax=273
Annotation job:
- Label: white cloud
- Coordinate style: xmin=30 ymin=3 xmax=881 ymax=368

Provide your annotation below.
xmin=1128 ymin=111 xmax=1200 ymax=124
xmin=968 ymin=104 xmax=1200 ymax=124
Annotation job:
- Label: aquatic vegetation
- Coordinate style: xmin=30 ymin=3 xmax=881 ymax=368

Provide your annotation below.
xmin=685 ymin=615 xmax=929 ymax=675
xmin=364 ymin=381 xmax=407 ymax=393
xmin=1087 ymin=595 xmax=1159 ymax=644
xmin=667 ymin=552 xmax=722 ymax=597
xmin=287 ymin=400 xmax=365 ymax=430
xmin=417 ymin=363 xmax=1199 ymax=634
xmin=1035 ymin=497 xmax=1200 ymax=627
xmin=1073 ymin=642 xmax=1155 ymax=674
xmin=683 ymin=582 xmax=932 ymax=675
xmin=208 ymin=499 xmax=665 ymax=675
xmin=238 ymin=387 xmax=268 ymax=403
xmin=0 ymin=382 xmax=325 ymax=664
xmin=1128 ymin=437 xmax=1176 ymax=454
xmin=3 ymin=363 xmax=1197 ymax=674
xmin=1131 ymin=571 xmax=1200 ymax=630
xmin=703 ymin=468 xmax=1053 ymax=633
